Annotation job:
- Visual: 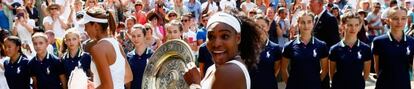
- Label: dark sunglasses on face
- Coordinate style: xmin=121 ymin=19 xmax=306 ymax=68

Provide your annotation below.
xmin=133 ymin=26 xmax=145 ymax=30
xmin=50 ymin=7 xmax=58 ymax=10
xmin=169 ymin=14 xmax=177 ymax=17
xmin=145 ymin=27 xmax=151 ymax=31
xmin=181 ymin=19 xmax=189 ymax=22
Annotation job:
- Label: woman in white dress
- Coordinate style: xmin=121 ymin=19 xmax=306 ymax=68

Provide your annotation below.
xmin=11 ymin=7 xmax=36 ymax=57
xmin=80 ymin=7 xmax=133 ymax=89
xmin=184 ymin=12 xmax=265 ymax=89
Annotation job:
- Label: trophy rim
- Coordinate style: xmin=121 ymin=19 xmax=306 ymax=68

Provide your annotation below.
xmin=142 ymin=39 xmax=195 ymax=89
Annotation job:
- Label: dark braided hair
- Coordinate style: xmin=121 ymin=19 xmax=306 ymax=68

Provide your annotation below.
xmin=221 ymin=9 xmax=265 ymax=70
xmin=237 ymin=15 xmax=265 ymax=70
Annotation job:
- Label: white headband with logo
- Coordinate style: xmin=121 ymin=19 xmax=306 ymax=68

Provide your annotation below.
xmin=207 ymin=12 xmax=241 ymax=33
xmin=79 ymin=12 xmax=108 ymax=24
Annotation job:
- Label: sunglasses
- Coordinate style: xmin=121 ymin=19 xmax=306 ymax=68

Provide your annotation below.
xmin=133 ymin=26 xmax=145 ymax=30
xmin=202 ymin=19 xmax=208 ymax=22
xmin=145 ymin=27 xmax=151 ymax=31
xmin=249 ymin=12 xmax=256 ymax=14
xmin=181 ymin=19 xmax=189 ymax=22
xmin=168 ymin=14 xmax=177 ymax=17
xmin=50 ymin=7 xmax=58 ymax=10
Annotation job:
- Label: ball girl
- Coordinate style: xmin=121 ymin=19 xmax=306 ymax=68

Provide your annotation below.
xmin=281 ymin=11 xmax=329 ymax=89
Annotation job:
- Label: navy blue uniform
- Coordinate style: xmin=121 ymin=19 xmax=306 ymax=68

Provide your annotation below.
xmin=372 ymin=33 xmax=414 ymax=89
xmin=198 ymin=43 xmax=213 ymax=75
xmin=250 ymin=40 xmax=282 ymax=89
xmin=282 ymin=37 xmax=329 ymax=89
xmin=62 ymin=49 xmax=91 ymax=80
xmin=4 ymin=54 xmax=31 ymax=89
xmin=127 ymin=48 xmax=153 ymax=89
xmin=329 ymin=40 xmax=372 ymax=89
xmin=29 ymin=53 xmax=65 ymax=89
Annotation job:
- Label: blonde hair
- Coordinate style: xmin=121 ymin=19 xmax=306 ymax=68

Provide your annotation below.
xmin=64 ymin=28 xmax=81 ymax=40
xmin=387 ymin=6 xmax=408 ymax=18
xmin=129 ymin=24 xmax=147 ymax=36
xmin=165 ymin=20 xmax=183 ymax=32
xmin=32 ymin=32 xmax=49 ymax=42
xmin=341 ymin=11 xmax=362 ymax=24
xmin=297 ymin=11 xmax=315 ymax=23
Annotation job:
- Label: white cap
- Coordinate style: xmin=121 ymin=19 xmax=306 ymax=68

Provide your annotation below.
xmin=78 ymin=12 xmax=108 ymax=25
xmin=206 ymin=12 xmax=241 ymax=33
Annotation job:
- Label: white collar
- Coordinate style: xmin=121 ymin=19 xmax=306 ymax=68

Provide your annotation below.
xmin=387 ymin=31 xmax=407 ymax=42
xmin=64 ymin=48 xmax=83 ymax=59
xmin=36 ymin=53 xmax=50 ymax=61
xmin=294 ymin=35 xmax=315 ymax=45
xmin=339 ymin=39 xmax=361 ymax=47
xmin=11 ymin=54 xmax=24 ymax=64
xmin=265 ymin=39 xmax=270 ymax=46
xmin=131 ymin=48 xmax=150 ymax=56
xmin=316 ymin=8 xmax=326 ymax=20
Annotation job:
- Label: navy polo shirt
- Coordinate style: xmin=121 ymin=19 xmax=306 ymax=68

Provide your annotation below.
xmin=250 ymin=40 xmax=282 ymax=89
xmin=329 ymin=40 xmax=372 ymax=89
xmin=4 ymin=54 xmax=31 ymax=89
xmin=282 ymin=37 xmax=329 ymax=89
xmin=62 ymin=49 xmax=92 ymax=80
xmin=197 ymin=43 xmax=213 ymax=75
xmin=29 ymin=53 xmax=65 ymax=89
xmin=127 ymin=48 xmax=153 ymax=89
xmin=372 ymin=32 xmax=414 ymax=89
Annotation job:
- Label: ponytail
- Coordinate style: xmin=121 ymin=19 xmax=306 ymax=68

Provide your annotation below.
xmin=108 ymin=11 xmax=117 ymax=36
xmin=85 ymin=7 xmax=117 ymax=36
xmin=237 ymin=16 xmax=265 ymax=70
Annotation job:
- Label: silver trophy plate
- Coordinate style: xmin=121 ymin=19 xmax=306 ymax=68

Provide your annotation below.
xmin=142 ymin=39 xmax=195 ymax=89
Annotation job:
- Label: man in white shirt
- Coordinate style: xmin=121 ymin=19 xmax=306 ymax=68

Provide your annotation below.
xmin=220 ymin=0 xmax=236 ymax=10
xmin=240 ymin=0 xmax=256 ymax=13
xmin=201 ymin=0 xmax=219 ymax=12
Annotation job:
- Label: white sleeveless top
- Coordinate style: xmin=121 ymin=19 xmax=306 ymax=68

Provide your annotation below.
xmin=91 ymin=38 xmax=126 ymax=89
xmin=200 ymin=60 xmax=251 ymax=89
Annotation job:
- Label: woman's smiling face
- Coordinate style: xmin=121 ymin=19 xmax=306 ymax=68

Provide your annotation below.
xmin=207 ymin=22 xmax=240 ymax=65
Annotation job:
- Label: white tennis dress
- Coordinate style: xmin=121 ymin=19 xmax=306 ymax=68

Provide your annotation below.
xmin=91 ymin=38 xmax=126 ymax=89
xmin=200 ymin=59 xmax=251 ymax=89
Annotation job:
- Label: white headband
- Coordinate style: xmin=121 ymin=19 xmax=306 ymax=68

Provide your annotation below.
xmin=78 ymin=12 xmax=108 ymax=24
xmin=206 ymin=12 xmax=241 ymax=33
